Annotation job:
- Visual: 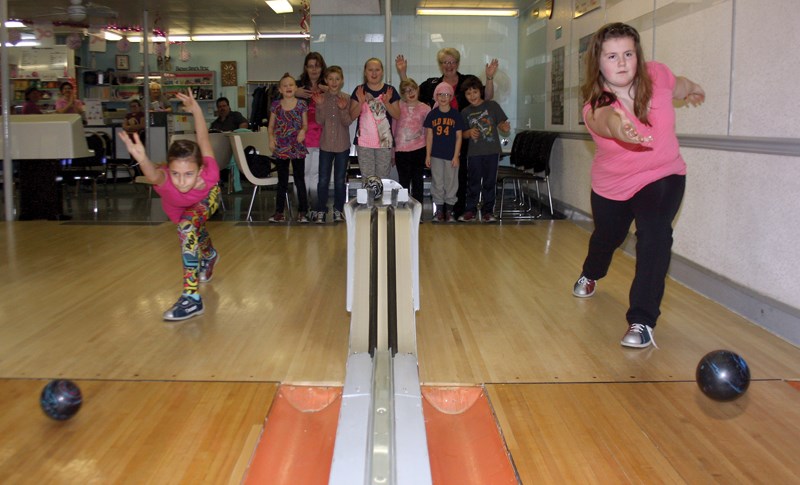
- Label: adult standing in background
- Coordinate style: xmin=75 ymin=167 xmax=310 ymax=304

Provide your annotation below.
xmin=571 ymin=22 xmax=705 ymax=349
xmin=21 ymin=87 xmax=43 ymax=114
xmin=54 ymin=82 xmax=84 ymax=115
xmin=296 ymin=52 xmax=328 ymax=219
xmin=396 ymin=49 xmax=499 ymax=217
xmin=210 ymin=97 xmax=248 ymax=132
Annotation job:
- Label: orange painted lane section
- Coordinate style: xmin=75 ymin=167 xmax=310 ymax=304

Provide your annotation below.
xmin=243 ymin=385 xmax=342 ymax=485
xmin=789 ymin=381 xmax=800 ymax=392
xmin=422 ymin=386 xmax=518 ymax=485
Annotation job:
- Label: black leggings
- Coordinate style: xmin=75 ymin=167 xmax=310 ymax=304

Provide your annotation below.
xmin=581 ymin=174 xmax=686 ymax=327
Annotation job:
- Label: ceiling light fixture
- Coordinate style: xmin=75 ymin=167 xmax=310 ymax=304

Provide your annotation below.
xmin=103 ymin=31 xmax=123 ymax=41
xmin=257 ymin=33 xmax=311 ymax=39
xmin=266 ymin=0 xmax=293 ymax=14
xmin=4 ymin=20 xmax=26 ymax=28
xmin=127 ymin=36 xmax=169 ymax=43
xmin=192 ymin=34 xmax=256 ymax=41
xmin=416 ymin=8 xmax=519 ymax=17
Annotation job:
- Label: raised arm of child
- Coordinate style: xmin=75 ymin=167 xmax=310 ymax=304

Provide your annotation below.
xmin=117 ymin=131 xmax=166 ymax=186
xmin=176 ymin=89 xmax=214 ymax=159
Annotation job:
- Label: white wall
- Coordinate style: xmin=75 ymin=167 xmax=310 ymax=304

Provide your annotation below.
xmin=518 ymin=0 xmax=800 ymax=340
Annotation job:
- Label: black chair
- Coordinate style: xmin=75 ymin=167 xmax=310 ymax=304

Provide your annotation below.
xmin=496 ymin=131 xmax=558 ymax=219
xmin=60 ymin=132 xmax=109 ymax=210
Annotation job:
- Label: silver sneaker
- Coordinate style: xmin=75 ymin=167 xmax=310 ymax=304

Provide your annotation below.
xmin=333 ymin=210 xmax=345 ymax=223
xmin=572 ymin=275 xmax=596 ymax=298
xmin=314 ymin=211 xmax=326 ymax=224
xmin=621 ymin=323 xmax=657 ymax=348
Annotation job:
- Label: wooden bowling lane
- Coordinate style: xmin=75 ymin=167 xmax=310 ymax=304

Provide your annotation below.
xmin=489 ymin=381 xmax=800 ymax=483
xmin=0 ymin=379 xmax=277 ymax=484
xmin=0 ymin=222 xmax=350 ymax=384
xmin=415 ymin=222 xmax=800 ymax=385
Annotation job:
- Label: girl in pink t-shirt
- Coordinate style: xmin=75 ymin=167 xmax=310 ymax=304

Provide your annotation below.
xmin=572 ymin=22 xmax=705 ymax=349
xmin=393 ymin=78 xmax=430 ymax=203
xmin=118 ymin=89 xmax=221 ymax=322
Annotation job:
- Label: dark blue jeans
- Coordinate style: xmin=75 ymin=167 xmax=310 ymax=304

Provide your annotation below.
xmin=316 ymin=149 xmax=348 ymax=213
xmin=581 ymin=174 xmax=686 ymax=327
xmin=465 ymin=153 xmax=500 ymax=213
xmin=275 ymin=157 xmax=308 ymax=213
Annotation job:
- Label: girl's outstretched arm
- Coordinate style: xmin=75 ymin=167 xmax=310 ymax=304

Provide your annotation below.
xmin=176 ymin=89 xmax=214 ymax=159
xmin=117 ymin=131 xmax=166 ymax=185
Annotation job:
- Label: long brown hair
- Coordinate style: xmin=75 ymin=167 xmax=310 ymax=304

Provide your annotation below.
xmin=299 ymin=52 xmax=327 ymax=89
xmin=581 ymin=22 xmax=653 ymax=125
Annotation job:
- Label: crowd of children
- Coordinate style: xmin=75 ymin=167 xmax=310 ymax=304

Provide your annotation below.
xmin=260 ymin=52 xmax=510 ymax=225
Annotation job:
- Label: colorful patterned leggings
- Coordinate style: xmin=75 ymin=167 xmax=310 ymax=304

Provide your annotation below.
xmin=177 ymin=185 xmax=220 ymax=295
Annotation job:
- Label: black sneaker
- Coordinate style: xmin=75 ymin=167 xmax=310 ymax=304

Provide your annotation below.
xmin=163 ymin=295 xmax=204 ymax=321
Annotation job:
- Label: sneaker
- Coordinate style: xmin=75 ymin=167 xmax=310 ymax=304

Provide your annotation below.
xmin=333 ymin=210 xmax=345 ymax=223
xmin=433 ymin=210 xmax=445 ymax=223
xmin=620 ymin=323 xmax=657 ymax=348
xmin=308 ymin=210 xmax=317 ymax=222
xmin=199 ymin=250 xmax=219 ymax=283
xmin=458 ymin=211 xmax=476 ymax=222
xmin=297 ymin=212 xmax=309 ymax=223
xmin=314 ymin=211 xmax=326 ymax=224
xmin=268 ymin=212 xmax=285 ymax=223
xmin=482 ymin=212 xmax=497 ymax=223
xmin=446 ymin=211 xmax=456 ymax=223
xmin=572 ymin=275 xmax=596 ymax=298
xmin=163 ymin=294 xmax=204 ymax=321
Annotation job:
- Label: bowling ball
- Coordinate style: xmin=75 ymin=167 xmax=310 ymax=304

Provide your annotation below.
xmin=695 ymin=350 xmax=750 ymax=402
xmin=362 ymin=176 xmax=383 ymax=200
xmin=40 ymin=379 xmax=83 ymax=420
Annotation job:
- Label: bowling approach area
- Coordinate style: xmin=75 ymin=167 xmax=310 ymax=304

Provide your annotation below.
xmin=1 ymin=183 xmax=800 ymax=483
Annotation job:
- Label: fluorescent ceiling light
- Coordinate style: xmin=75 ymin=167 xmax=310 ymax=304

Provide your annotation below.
xmin=104 ymin=31 xmax=123 ymax=41
xmin=416 ymin=8 xmax=518 ymax=17
xmin=127 ymin=36 xmax=169 ymax=42
xmin=167 ymin=35 xmax=192 ymax=42
xmin=5 ymin=20 xmax=26 ymax=28
xmin=192 ymin=34 xmax=255 ymax=41
xmin=266 ymin=0 xmax=293 ymax=14
xmin=6 ymin=41 xmax=39 ymax=46
xmin=257 ymin=33 xmax=311 ymax=39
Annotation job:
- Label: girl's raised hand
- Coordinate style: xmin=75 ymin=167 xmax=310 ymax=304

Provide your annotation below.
xmin=395 ymin=55 xmax=408 ymax=76
xmin=117 ymin=130 xmax=146 ymax=162
xmin=336 ymin=93 xmax=349 ymax=110
xmin=175 ymin=89 xmax=198 ymax=112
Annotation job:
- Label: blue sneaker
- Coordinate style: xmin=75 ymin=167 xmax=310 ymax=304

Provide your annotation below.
xmin=163 ymin=295 xmax=204 ymax=321
xmin=199 ymin=250 xmax=219 ymax=283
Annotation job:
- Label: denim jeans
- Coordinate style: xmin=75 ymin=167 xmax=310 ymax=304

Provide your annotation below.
xmin=581 ymin=174 xmax=686 ymax=327
xmin=464 ymin=153 xmax=499 ymax=214
xmin=317 ymin=149 xmax=349 ymax=213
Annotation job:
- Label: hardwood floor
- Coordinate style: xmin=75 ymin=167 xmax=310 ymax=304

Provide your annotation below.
xmin=0 ymin=218 xmax=798 ymax=483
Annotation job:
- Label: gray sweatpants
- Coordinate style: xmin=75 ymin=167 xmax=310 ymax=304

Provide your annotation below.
xmin=429 ymin=156 xmax=459 ymax=206
xmin=357 ymin=146 xmax=392 ymax=179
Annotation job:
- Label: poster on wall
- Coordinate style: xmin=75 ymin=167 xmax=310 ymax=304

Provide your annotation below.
xmin=574 ymin=0 xmax=601 ymax=18
xmin=577 ymin=33 xmax=593 ymax=125
xmin=551 ymin=46 xmax=565 ymax=125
